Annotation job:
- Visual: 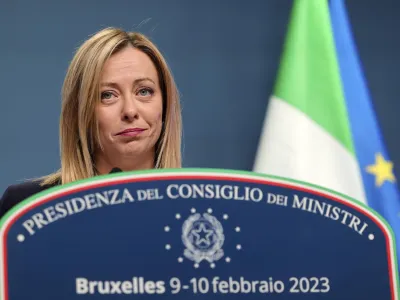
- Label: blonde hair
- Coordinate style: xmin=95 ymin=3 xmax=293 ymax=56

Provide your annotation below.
xmin=41 ymin=27 xmax=182 ymax=186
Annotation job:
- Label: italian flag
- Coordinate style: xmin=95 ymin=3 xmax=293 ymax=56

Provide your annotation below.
xmin=253 ymin=0 xmax=366 ymax=204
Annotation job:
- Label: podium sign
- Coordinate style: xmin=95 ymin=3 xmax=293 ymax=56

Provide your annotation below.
xmin=0 ymin=169 xmax=398 ymax=299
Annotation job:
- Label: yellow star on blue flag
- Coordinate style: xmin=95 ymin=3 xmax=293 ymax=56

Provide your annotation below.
xmin=366 ymin=153 xmax=396 ymax=187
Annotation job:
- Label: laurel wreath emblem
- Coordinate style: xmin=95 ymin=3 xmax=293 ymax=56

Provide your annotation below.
xmin=181 ymin=213 xmax=225 ymax=263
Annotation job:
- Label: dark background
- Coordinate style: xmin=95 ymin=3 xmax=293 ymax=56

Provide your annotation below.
xmin=0 ymin=0 xmax=399 ymax=193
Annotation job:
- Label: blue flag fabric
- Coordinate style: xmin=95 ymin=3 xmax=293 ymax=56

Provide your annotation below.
xmin=330 ymin=0 xmax=400 ymax=272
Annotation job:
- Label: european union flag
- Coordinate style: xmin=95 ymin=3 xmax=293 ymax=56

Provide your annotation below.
xmin=330 ymin=0 xmax=400 ymax=273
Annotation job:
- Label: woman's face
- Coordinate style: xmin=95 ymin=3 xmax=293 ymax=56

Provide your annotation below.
xmin=95 ymin=45 xmax=163 ymax=170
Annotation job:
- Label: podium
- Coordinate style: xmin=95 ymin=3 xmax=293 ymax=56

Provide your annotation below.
xmin=0 ymin=169 xmax=398 ymax=299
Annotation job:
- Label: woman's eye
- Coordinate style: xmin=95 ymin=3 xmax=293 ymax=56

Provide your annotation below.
xmin=101 ymin=91 xmax=114 ymax=100
xmin=138 ymin=88 xmax=153 ymax=97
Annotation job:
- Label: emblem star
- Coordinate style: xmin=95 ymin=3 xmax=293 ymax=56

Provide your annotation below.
xmin=366 ymin=153 xmax=396 ymax=187
xmin=192 ymin=223 xmax=213 ymax=247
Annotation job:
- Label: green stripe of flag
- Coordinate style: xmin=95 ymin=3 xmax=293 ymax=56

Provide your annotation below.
xmin=274 ymin=0 xmax=354 ymax=154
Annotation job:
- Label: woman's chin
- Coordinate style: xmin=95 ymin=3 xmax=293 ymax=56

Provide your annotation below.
xmin=119 ymin=145 xmax=154 ymax=158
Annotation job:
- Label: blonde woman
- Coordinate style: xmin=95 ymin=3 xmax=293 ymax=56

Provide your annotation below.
xmin=0 ymin=27 xmax=182 ymax=218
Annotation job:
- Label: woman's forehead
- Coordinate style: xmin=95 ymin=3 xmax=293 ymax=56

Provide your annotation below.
xmin=100 ymin=47 xmax=158 ymax=83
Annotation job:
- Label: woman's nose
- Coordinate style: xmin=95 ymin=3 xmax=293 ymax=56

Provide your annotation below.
xmin=121 ymin=96 xmax=138 ymax=121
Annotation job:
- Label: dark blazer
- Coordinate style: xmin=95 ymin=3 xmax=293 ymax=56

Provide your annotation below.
xmin=0 ymin=180 xmax=59 ymax=219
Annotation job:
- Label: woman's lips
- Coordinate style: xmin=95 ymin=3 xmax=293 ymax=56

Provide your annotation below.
xmin=116 ymin=128 xmax=145 ymax=137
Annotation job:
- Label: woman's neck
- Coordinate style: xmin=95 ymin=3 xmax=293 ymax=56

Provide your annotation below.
xmin=94 ymin=151 xmax=156 ymax=175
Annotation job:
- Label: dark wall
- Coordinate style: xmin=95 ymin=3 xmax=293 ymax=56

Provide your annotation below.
xmin=0 ymin=0 xmax=399 ymax=194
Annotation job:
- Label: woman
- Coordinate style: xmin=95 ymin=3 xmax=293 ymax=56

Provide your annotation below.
xmin=0 ymin=27 xmax=182 ymax=219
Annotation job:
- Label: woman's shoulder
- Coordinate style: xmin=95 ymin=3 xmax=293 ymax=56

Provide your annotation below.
xmin=0 ymin=180 xmax=59 ymax=219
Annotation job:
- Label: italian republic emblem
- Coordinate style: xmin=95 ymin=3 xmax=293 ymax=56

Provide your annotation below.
xmin=181 ymin=212 xmax=225 ymax=265
xmin=163 ymin=208 xmax=242 ymax=268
